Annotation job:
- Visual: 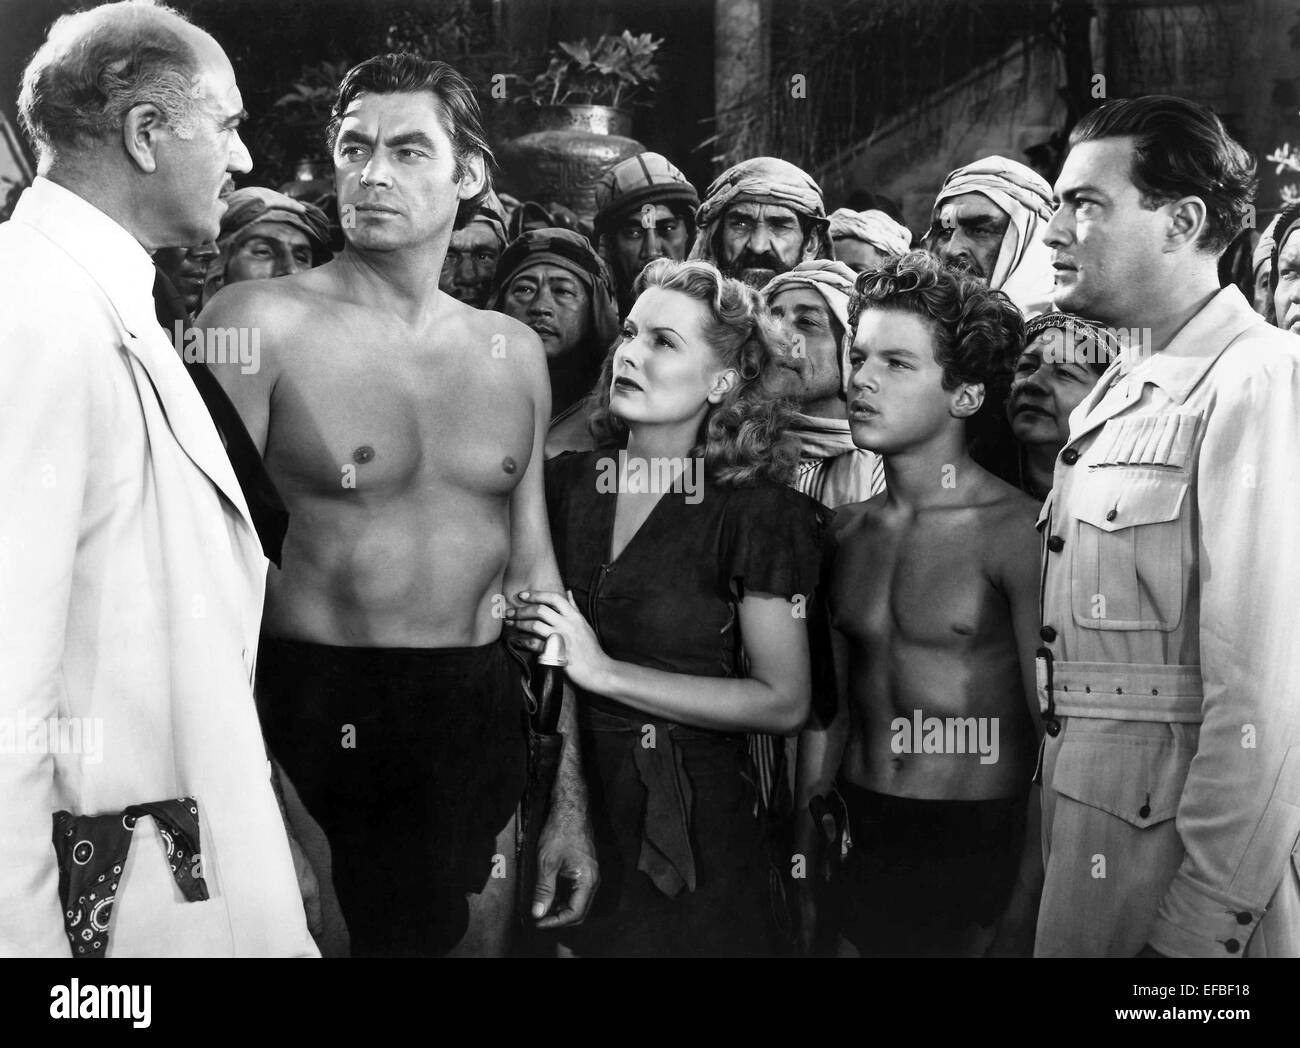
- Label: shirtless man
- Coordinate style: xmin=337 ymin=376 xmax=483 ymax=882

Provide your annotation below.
xmin=794 ymin=251 xmax=1042 ymax=957
xmin=198 ymin=53 xmax=596 ymax=957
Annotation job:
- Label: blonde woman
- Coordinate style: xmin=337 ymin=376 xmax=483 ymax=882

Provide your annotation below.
xmin=514 ymin=259 xmax=826 ymax=956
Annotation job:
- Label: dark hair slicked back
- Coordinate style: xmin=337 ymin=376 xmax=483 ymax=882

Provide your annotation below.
xmin=1068 ymin=95 xmax=1256 ymax=256
xmin=326 ymin=53 xmax=494 ymax=228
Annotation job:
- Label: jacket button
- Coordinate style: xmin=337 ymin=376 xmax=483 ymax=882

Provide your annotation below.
xmin=1224 ymin=938 xmax=1240 ymax=954
xmin=1062 ymin=448 xmax=1079 ymax=465
xmin=1047 ymin=535 xmax=1065 ymax=553
xmin=1236 ymin=912 xmax=1253 ymax=926
xmin=1040 ymin=625 xmax=1057 ymax=642
xmin=1138 ymin=803 xmax=1151 ymax=818
xmin=1106 ymin=508 xmax=1118 ymax=521
xmin=1045 ymin=719 xmax=1061 ymax=737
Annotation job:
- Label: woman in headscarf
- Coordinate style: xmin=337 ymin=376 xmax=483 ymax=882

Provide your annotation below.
xmin=1268 ymin=201 xmax=1300 ymax=332
xmin=1005 ymin=312 xmax=1118 ymax=500
xmin=513 ymin=258 xmax=826 ymax=956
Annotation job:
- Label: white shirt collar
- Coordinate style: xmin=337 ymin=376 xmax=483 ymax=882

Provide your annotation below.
xmin=10 ymin=175 xmax=158 ymax=335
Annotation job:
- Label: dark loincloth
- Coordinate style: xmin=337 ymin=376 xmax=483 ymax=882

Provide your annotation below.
xmin=256 ymin=637 xmax=528 ymax=957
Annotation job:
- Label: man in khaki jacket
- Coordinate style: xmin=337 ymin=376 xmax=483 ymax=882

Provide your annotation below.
xmin=0 ymin=1 xmax=315 ymax=956
xmin=1036 ymin=95 xmax=1300 ymax=957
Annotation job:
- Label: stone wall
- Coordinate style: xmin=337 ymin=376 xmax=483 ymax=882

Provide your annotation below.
xmin=813 ymin=36 xmax=1065 ymax=235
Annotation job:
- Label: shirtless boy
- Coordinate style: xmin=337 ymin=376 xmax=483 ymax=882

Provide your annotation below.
xmin=795 ymin=251 xmax=1042 ymax=956
xmin=198 ymin=54 xmax=596 ymax=957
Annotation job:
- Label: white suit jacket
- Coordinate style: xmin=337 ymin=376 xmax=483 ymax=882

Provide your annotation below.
xmin=0 ymin=177 xmax=317 ymax=957
xmin=1036 ymin=286 xmax=1300 ymax=956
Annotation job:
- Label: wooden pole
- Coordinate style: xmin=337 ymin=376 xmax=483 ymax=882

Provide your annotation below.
xmin=714 ymin=0 xmax=771 ymax=170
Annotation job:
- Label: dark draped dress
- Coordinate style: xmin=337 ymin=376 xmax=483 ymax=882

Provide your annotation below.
xmin=545 ymin=450 xmax=826 ymax=957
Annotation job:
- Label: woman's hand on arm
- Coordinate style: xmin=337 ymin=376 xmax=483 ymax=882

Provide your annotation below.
xmin=515 ymin=589 xmax=811 ymax=735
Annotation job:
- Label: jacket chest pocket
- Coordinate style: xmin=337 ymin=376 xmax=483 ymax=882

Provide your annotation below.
xmin=1070 ymin=471 xmax=1191 ymax=631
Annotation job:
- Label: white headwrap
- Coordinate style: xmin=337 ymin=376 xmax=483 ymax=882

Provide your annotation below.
xmin=763 ymin=260 xmax=857 ymax=391
xmin=828 ymin=208 xmax=911 ymax=257
xmin=931 ymin=155 xmax=1054 ymax=317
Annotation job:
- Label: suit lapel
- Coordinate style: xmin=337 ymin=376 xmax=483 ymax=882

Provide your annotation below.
xmin=119 ymin=327 xmax=257 ymax=537
xmin=13 ymin=181 xmax=259 ymax=545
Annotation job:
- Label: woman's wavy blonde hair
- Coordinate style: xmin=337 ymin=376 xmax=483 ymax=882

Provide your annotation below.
xmin=586 ymin=258 xmax=801 ymax=487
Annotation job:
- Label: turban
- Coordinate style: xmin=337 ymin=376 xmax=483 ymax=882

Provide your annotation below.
xmin=763 ymin=260 xmax=857 ymax=388
xmin=1254 ymin=212 xmax=1282 ymax=274
xmin=1023 ymin=311 xmax=1119 ymax=376
xmin=931 ymin=155 xmax=1054 ymax=317
xmin=216 ymin=186 xmax=332 ymax=263
xmin=689 ymin=156 xmax=830 ymax=265
xmin=1268 ymin=201 xmax=1300 ymax=325
xmin=490 ymin=227 xmax=619 ymax=360
xmin=469 ymin=189 xmax=509 ymax=249
xmin=594 ymin=152 xmax=699 ymax=236
xmin=828 ymin=208 xmax=911 ymax=257
xmin=202 ymin=186 xmax=332 ymax=306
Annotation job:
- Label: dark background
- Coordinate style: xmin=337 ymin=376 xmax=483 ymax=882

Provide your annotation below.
xmin=3 ymin=0 xmax=1299 ymax=226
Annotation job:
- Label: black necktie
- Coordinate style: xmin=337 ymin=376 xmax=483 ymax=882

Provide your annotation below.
xmin=151 ymin=266 xmax=288 ymax=566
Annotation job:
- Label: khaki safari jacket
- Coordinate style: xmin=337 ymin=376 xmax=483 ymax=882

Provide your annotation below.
xmin=1035 ymin=286 xmax=1300 ymax=957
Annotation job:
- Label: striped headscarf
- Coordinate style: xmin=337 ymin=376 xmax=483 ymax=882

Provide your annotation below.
xmin=1023 ymin=311 xmax=1119 ymax=375
xmin=1253 ymin=213 xmax=1282 ymax=275
xmin=1268 ymin=202 xmax=1300 ymax=326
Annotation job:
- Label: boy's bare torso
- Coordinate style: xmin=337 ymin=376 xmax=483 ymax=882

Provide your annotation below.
xmin=829 ymin=472 xmax=1039 ymax=800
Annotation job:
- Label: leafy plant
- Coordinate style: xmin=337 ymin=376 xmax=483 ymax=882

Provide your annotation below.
xmin=271 ymin=59 xmax=354 ymax=138
xmin=1267 ymin=139 xmax=1300 ymax=205
xmin=513 ymin=31 xmax=662 ymax=109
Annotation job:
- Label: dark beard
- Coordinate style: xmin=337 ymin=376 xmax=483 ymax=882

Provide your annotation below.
xmin=723 ymin=248 xmax=785 ymax=288
xmin=941 ymin=254 xmax=988 ymax=281
xmin=726 ymin=248 xmax=784 ymax=273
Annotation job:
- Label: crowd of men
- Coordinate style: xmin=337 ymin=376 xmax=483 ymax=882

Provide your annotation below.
xmin=2 ymin=0 xmax=1298 ymax=959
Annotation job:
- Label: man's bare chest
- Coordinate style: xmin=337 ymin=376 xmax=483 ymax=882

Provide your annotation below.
xmin=266 ymin=342 xmax=535 ymax=500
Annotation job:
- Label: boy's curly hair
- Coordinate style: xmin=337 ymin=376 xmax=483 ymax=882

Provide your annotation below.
xmin=846 ymin=250 xmax=1025 ymax=401
xmin=586 ymin=258 xmax=801 ymax=487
